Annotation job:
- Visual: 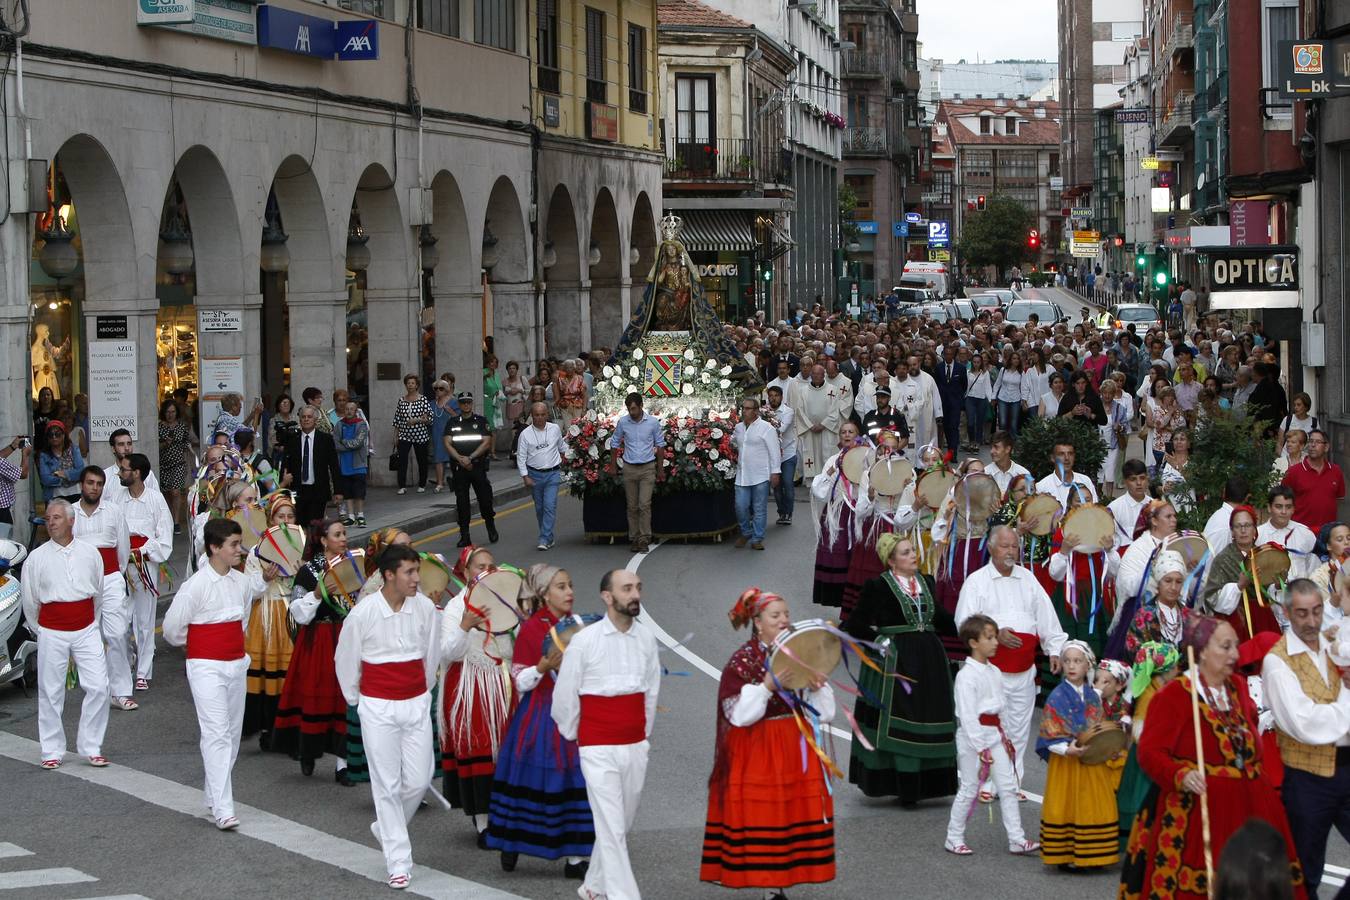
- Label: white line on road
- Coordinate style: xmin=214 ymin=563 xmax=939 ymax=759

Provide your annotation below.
xmin=0 ymin=733 xmax=527 ymax=900
xmin=0 ymin=845 xmax=31 ymax=860
xmin=66 ymin=896 xmax=156 ymax=900
xmin=0 ymin=867 xmax=97 ymax=890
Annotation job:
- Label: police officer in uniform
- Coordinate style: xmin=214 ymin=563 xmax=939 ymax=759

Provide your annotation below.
xmin=443 ymin=392 xmax=498 ymax=548
xmin=861 ymin=385 xmax=910 ymax=447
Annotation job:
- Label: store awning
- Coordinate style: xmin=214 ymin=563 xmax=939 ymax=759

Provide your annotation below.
xmin=678 ymin=210 xmax=756 ymax=253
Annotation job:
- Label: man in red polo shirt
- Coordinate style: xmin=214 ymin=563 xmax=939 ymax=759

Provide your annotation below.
xmin=1282 ymin=428 xmax=1346 ymax=533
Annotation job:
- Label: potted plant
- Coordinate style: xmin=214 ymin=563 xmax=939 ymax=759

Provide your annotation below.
xmin=732 ymin=155 xmax=753 ymax=177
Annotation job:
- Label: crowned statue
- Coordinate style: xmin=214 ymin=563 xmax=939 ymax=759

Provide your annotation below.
xmin=602 ymin=214 xmax=761 ymax=413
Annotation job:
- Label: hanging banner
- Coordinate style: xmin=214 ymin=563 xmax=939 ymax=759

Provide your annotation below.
xmin=88 ymin=340 xmax=139 ymax=441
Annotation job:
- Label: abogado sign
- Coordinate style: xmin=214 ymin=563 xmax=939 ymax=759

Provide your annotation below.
xmin=1205 ymin=246 xmax=1299 ymax=310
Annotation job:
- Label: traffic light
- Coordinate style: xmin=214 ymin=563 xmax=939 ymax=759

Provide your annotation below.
xmin=1027 ymin=229 xmax=1040 ymax=251
xmin=1153 ymin=245 xmax=1170 ymax=294
xmin=977 ymin=195 xmax=987 ymax=211
xmin=762 ymin=265 xmax=772 ymax=283
xmin=1135 ymin=249 xmax=1147 ymax=269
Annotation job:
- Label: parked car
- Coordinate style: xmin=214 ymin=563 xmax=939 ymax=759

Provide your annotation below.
xmin=899 ymin=301 xmax=961 ymax=323
xmin=968 ymin=292 xmax=1003 ymax=313
xmin=980 ymin=289 xmax=1022 ymax=306
xmin=1003 ymin=298 xmax=1066 ymax=325
xmin=1108 ymin=302 xmax=1163 ymax=332
xmin=951 ymin=299 xmax=977 ymax=321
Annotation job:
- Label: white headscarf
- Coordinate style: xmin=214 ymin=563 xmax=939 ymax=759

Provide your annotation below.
xmin=1145 ymin=549 xmax=1188 ymax=598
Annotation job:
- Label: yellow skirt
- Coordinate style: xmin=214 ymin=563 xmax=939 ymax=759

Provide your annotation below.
xmin=1105 ymin=751 xmax=1126 ymax=792
xmin=1040 ymin=753 xmax=1120 ymax=868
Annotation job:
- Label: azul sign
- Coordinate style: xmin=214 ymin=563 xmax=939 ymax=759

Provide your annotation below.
xmin=256 ymin=5 xmax=380 ymax=59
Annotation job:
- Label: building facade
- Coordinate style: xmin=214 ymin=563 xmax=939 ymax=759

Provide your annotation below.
xmin=918 ymin=58 xmax=1059 ymax=122
xmin=8 ymin=0 xmax=660 ymax=526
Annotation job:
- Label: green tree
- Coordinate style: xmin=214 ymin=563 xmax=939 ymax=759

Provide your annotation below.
xmin=1172 ymin=411 xmax=1279 ymax=533
xmin=839 ymin=181 xmax=860 ymax=244
xmin=1014 ymin=415 xmax=1107 ymax=484
xmin=958 ymin=194 xmax=1034 ymax=273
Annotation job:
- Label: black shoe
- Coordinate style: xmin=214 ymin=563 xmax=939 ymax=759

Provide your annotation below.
xmin=564 ymin=860 xmax=589 ymax=880
xmin=300 ymin=757 xmax=315 ymax=777
xmin=476 ymin=830 xmax=490 ymax=850
xmin=336 ymin=768 xmax=356 ymax=787
xmin=258 ymin=730 xmax=272 ymax=752
xmin=487 ymin=524 xmax=499 ymax=543
xmin=457 ymin=535 xmax=472 ymax=548
xmin=500 ymin=851 xmax=518 ymax=872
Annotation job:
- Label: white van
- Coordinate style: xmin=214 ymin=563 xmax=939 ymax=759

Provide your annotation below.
xmin=899 ymin=261 xmax=950 ymax=297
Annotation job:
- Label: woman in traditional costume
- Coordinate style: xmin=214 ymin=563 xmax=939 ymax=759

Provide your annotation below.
xmin=842 ymin=533 xmax=958 ymax=804
xmin=485 ymin=564 xmax=594 ymax=879
xmin=1115 ymin=641 xmax=1180 ymax=852
xmin=701 ymin=588 xmax=836 ymax=897
xmin=244 ymin=490 xmax=299 ymax=751
xmin=932 ymin=459 xmax=991 ymax=615
xmin=1041 ymin=489 xmax=1119 ymax=692
xmin=1105 ymin=500 xmax=1179 ymax=661
xmin=1200 ymin=505 xmax=1285 ymax=643
xmin=272 ymin=518 xmax=355 ymax=781
xmin=1309 ymin=521 xmax=1349 ymax=625
xmin=1119 ymin=616 xmax=1306 ymax=900
xmin=841 ymin=431 xmax=920 ymax=617
xmin=1125 ymin=549 xmax=1188 ymax=658
xmin=809 ymin=423 xmax=867 ymax=608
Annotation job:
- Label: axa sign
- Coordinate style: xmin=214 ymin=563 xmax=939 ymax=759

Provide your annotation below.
xmin=257 ymin=6 xmax=380 ymax=60
xmin=336 ymin=19 xmax=380 ymax=60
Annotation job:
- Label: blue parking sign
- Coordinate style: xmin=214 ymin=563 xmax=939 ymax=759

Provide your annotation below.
xmin=893 ymin=221 xmax=909 ymax=238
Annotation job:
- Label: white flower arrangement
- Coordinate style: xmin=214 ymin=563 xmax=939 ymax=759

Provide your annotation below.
xmin=709 ymin=449 xmax=719 ymax=460
xmin=625 ymin=385 xmax=637 ymax=395
xmin=588 ymin=445 xmax=600 ymax=459
xmin=685 ymin=441 xmax=697 ymax=453
xmin=602 ymin=365 xmax=615 ymax=378
xmin=719 ymin=378 xmax=731 ymax=389
xmin=568 ymin=424 xmax=581 ymax=437
xmin=711 ymin=427 xmax=724 ymax=439
xmin=700 ymin=372 xmax=711 ymax=384
xmin=633 ymin=348 xmax=644 ymax=360
xmin=678 ymin=429 xmax=691 ymax=440
xmin=684 ymin=348 xmax=696 ymax=360
xmin=720 ymin=365 xmax=732 ymax=376
xmin=682 ymin=382 xmax=695 ymax=395
xmin=704 ymin=358 xmax=717 ymax=369
xmin=611 ymin=375 xmax=623 ymax=387
xmin=629 ymin=365 xmax=640 ymax=378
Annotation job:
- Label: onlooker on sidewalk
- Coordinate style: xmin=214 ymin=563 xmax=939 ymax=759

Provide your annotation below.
xmin=279 ymin=405 xmax=343 ymax=527
xmin=393 ymin=374 xmax=432 ymax=495
xmin=1282 ymin=429 xmax=1346 ymax=534
xmin=301 ymin=387 xmax=334 ymax=434
xmin=335 ymin=398 xmax=370 ymax=527
xmin=609 ymin=392 xmax=664 ymax=554
xmin=764 ymin=386 xmax=796 ymax=526
xmin=429 ymin=380 xmax=459 ymax=494
xmin=732 ymin=397 xmax=781 ymax=551
xmin=268 ymin=395 xmax=297 ymax=470
xmin=553 ymin=360 xmax=587 ymax=428
xmin=518 ymin=402 xmax=566 ymax=551
xmin=0 ymin=435 xmax=31 ymax=535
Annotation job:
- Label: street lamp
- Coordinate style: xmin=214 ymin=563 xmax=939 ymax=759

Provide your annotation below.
xmin=37 ymin=214 xmax=78 ymax=281
xmin=418 ymin=225 xmax=440 ymax=272
xmin=346 ymin=220 xmax=371 ymax=272
xmin=588 ymin=240 xmax=602 ymax=266
xmin=260 ymin=204 xmax=290 ymax=274
xmin=481 ymin=222 xmax=500 ymax=270
xmin=158 ymin=210 xmax=195 ymax=276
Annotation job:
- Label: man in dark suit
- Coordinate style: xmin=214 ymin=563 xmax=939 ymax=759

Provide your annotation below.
xmin=934 ymin=345 xmax=968 ymax=456
xmin=280 ymin=404 xmax=343 ymax=527
xmin=1247 ymin=361 xmax=1289 ymax=439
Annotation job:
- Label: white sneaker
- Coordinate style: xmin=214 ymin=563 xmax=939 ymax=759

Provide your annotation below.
xmin=416 ymin=486 xmax=426 ymax=494
xmin=216 ymin=815 xmax=240 ymax=831
xmin=537 ymin=542 xmax=549 ymax=551
xmin=396 ymin=488 xmax=407 ymax=495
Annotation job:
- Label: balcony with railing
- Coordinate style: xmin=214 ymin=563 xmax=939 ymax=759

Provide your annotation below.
xmin=1164 ymin=12 xmax=1194 ymax=58
xmin=842 ymin=122 xmax=910 ymax=159
xmin=842 ymin=49 xmax=888 ymax=78
xmin=663 ymin=137 xmax=791 ymax=186
xmin=900 ymin=11 xmax=918 ymax=32
xmin=1205 ymin=71 xmax=1227 ymax=117
xmin=1158 ymin=91 xmax=1195 ymax=146
xmin=894 ymin=69 xmax=921 ymax=93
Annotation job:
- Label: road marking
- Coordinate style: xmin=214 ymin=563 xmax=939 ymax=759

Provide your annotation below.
xmin=0 ymin=845 xmax=31 ymax=860
xmin=0 ymin=867 xmax=97 ymax=890
xmin=67 ymin=896 xmax=156 ymax=900
xmin=411 ymin=501 xmax=532 ymax=548
xmin=0 ymin=733 xmax=527 ymax=900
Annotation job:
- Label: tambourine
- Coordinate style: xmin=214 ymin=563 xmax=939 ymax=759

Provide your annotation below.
xmin=953 ymin=473 xmax=1000 ymax=527
xmin=253 ymin=524 xmax=306 ymax=576
xmin=1077 ymin=721 xmax=1130 ymax=765
xmin=1019 ymin=493 xmax=1062 ymax=536
xmin=1163 ymin=531 xmax=1210 ymax=573
xmin=1250 ymin=543 xmax=1291 ymax=586
xmin=915 ymin=468 xmax=956 ymax=511
xmin=321 ymin=550 xmax=367 ymax=610
xmin=1061 ymin=504 xmax=1116 ymax=553
xmin=869 ymin=456 xmax=916 ymax=498
xmin=541 ymin=613 xmax=604 ymax=658
xmin=227 ymin=502 xmax=269 ymax=550
xmin=768 ymin=618 xmax=843 ymax=691
xmin=840 ymin=446 xmax=871 ymax=485
xmin=466 ymin=566 xmax=526 ymax=634
xmin=418 ymin=552 xmax=454 ymax=602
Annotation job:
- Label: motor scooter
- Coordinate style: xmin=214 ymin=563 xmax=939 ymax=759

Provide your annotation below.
xmin=0 ymin=538 xmax=36 ymax=691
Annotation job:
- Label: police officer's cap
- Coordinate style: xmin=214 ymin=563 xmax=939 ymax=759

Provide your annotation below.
xmin=456 ymin=391 xmax=474 ymax=403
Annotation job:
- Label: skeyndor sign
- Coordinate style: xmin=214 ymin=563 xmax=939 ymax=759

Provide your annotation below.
xmin=138 ymin=0 xmax=194 ymax=24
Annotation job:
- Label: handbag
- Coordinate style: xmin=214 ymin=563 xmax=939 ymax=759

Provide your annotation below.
xmin=388 ymin=451 xmax=399 ymax=472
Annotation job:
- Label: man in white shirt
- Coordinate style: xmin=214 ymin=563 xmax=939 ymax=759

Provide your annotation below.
xmin=987 ymin=432 xmax=1031 ymax=497
xmin=21 ymin=499 xmax=111 ymax=769
xmin=335 ymin=543 xmax=443 ymax=891
xmin=1108 ymin=459 xmax=1152 ymax=549
xmin=71 ymin=466 xmax=136 ymax=710
xmin=1202 ymin=476 xmax=1250 ymax=558
xmin=765 ymin=386 xmax=798 ymax=526
xmin=552 ymin=569 xmax=661 ymax=900
xmin=101 ymin=428 xmax=160 ymax=502
xmin=733 ymin=397 xmax=783 ymax=550
xmin=1259 ymin=486 xmax=1318 ymax=580
xmin=117 ymin=454 xmax=174 ymax=691
xmin=162 ymin=517 xmax=265 ymax=831
xmin=517 ymin=402 xmax=567 ymax=551
xmin=955 ymin=526 xmax=1067 ymax=786
xmin=764 ymin=359 xmax=795 ymax=403
xmin=1261 ymin=581 xmax=1350 ymax=897
xmin=1033 ymin=441 xmax=1098 ymax=510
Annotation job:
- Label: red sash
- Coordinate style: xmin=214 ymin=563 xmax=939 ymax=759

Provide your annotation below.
xmin=978 ymin=713 xmax=1001 ymax=727
xmin=360 ymin=659 xmax=426 ymax=701
xmin=97 ymin=546 xmax=119 ymax=576
xmin=38 ymin=597 xmax=95 ymax=631
xmin=989 ymin=632 xmax=1039 ymax=674
xmin=130 ymin=535 xmax=148 ymax=552
xmin=186 ymin=621 xmax=246 ymax=661
xmin=578 ymin=693 xmax=646 ymax=746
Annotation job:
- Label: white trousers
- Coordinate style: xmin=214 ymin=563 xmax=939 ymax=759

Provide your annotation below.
xmin=1000 ymin=668 xmax=1036 ymax=782
xmin=128 ymin=577 xmax=157 ymax=681
xmin=945 ymin=738 xmax=1026 ymax=847
xmin=187 ymin=656 xmax=247 ymax=821
xmin=362 ymin=692 xmax=434 ymax=877
xmin=98 ymin=572 xmax=133 ymax=697
xmin=579 ymin=741 xmax=649 ymax=900
xmin=37 ymin=623 xmax=109 ymax=761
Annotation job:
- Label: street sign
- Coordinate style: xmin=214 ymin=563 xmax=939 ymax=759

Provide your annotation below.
xmin=1275 ymin=39 xmax=1350 ymax=99
xmin=920 ymin=192 xmax=942 ymax=202
xmin=1070 ymin=230 xmax=1101 ymax=259
xmin=856 ymin=220 xmax=878 ymax=234
xmin=1155 ymin=150 xmax=1184 ymax=162
xmin=1141 ymin=156 xmax=1159 ymax=170
xmin=928 ymin=220 xmax=950 ymax=248
xmin=1049 ymin=176 xmax=1064 ymax=192
xmin=1204 ymin=245 xmax=1300 ymax=309
xmin=1069 ymin=206 xmax=1092 ymax=219
xmin=905 ymin=212 xmax=923 ymax=225
xmin=928 ymin=249 xmax=950 ymax=262
xmin=1115 ymin=108 xmax=1151 ymax=123
xmin=893 ymin=221 xmax=909 ymax=238
xmin=199 ymin=308 xmax=242 ymax=332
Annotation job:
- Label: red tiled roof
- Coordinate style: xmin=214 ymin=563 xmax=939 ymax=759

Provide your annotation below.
xmin=937 ymin=98 xmax=1062 ymax=146
xmin=658 ymin=0 xmax=751 ymax=29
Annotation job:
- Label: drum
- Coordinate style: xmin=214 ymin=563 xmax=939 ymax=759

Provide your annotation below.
xmin=418 ymin=552 xmax=453 ymax=601
xmin=254 ymin=524 xmax=306 ymax=576
xmin=321 ymin=550 xmax=367 ymax=610
xmin=1077 ymin=721 xmax=1130 ymax=765
xmin=466 ymin=567 xmax=525 ymax=634
xmin=542 ymin=613 xmax=605 ymax=658
xmin=1019 ymin=494 xmax=1062 ymax=536
xmin=915 ymin=468 xmax=956 ymax=511
xmin=1163 ymin=531 xmax=1210 ymax=573
xmin=869 ymin=457 xmax=916 ymax=498
xmin=1250 ymin=543 xmax=1291 ymax=586
xmin=768 ymin=618 xmax=843 ymax=691
xmin=840 ymin=446 xmax=871 ymax=485
xmin=1061 ymin=504 xmax=1116 ymax=553
xmin=953 ymin=473 xmax=1000 ymax=534
xmin=227 ymin=502 xmax=269 ymax=549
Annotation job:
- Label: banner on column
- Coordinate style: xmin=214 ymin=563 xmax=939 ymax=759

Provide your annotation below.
xmin=89 ymin=340 xmax=139 ymax=441
xmin=199 ymin=355 xmax=246 ymax=441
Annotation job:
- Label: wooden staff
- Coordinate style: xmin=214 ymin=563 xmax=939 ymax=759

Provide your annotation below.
xmin=1186 ymin=645 xmax=1215 ymax=897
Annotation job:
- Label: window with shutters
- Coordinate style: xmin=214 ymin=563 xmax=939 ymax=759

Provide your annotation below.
xmin=628 ymin=24 xmax=647 ymax=112
xmin=674 ymin=75 xmax=716 ymax=173
xmin=537 ymin=0 xmax=559 ymax=92
xmin=586 ymin=8 xmax=607 ymax=104
xmin=475 ymin=0 xmax=515 ymax=50
xmin=419 ymin=0 xmax=458 ymax=37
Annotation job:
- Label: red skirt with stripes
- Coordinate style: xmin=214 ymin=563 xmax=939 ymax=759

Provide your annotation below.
xmin=440 ymin=660 xmax=514 ymax=817
xmin=271 ymin=620 xmax=347 ymax=759
xmin=700 ymin=716 xmax=836 ymax=889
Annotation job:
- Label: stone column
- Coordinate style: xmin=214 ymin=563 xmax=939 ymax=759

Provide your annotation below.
xmin=543 ymin=279 xmax=589 ymax=358
xmin=364 ymin=286 xmax=419 ymax=486
xmin=433 ymin=285 xmax=486 ymax=401
xmin=589 ymin=276 xmax=625 ymax=351
xmin=287 ymin=290 xmax=348 ymax=400
xmin=81 ymin=299 xmax=160 ymax=471
xmin=492 ymin=282 xmax=542 ymax=377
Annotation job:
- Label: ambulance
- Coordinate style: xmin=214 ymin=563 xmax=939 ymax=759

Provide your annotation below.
xmin=898 ymin=261 xmax=951 ymax=298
